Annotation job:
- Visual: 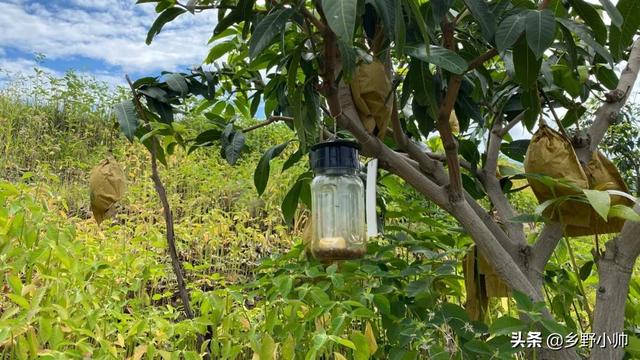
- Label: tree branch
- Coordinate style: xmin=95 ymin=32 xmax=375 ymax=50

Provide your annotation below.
xmin=497 ymin=111 xmax=525 ymax=137
xmin=391 ymin=98 xmax=451 ymax=185
xmin=467 ymin=49 xmax=498 ymax=72
xmin=576 ymin=39 xmax=640 ymax=163
xmin=126 ymin=75 xmax=206 ymax=357
xmin=242 ymin=116 xmax=293 ymax=133
xmin=591 ymin=204 xmax=640 ymax=359
xmin=452 ymin=201 xmax=543 ymax=301
xmin=299 ymin=6 xmax=326 ymax=33
xmin=531 ymin=222 xmax=565 ymax=272
xmin=481 ymin=117 xmax=527 ymax=245
xmin=437 ymin=19 xmax=464 ymax=200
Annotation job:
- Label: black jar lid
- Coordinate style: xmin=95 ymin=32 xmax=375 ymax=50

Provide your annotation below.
xmin=310 ymin=140 xmax=360 ymax=171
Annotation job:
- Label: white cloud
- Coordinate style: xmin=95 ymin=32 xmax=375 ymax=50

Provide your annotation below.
xmin=0 ymin=0 xmax=217 ymax=74
xmin=0 ymin=56 xmax=124 ymax=90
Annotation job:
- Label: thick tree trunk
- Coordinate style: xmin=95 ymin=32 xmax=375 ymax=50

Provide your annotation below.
xmin=591 ymin=245 xmax=633 ymax=360
xmin=590 ymin=205 xmax=640 ymax=359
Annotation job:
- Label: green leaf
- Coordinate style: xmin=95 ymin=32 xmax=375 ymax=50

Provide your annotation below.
xmin=139 ymin=86 xmax=168 ymax=102
xmin=459 ymin=139 xmax=480 ymax=165
xmin=7 ymin=275 xmax=22 ymax=295
xmin=540 ymin=319 xmax=567 ymax=335
xmin=291 ymin=86 xmax=306 ymax=151
xmin=551 ymin=64 xmax=581 ymax=97
xmin=462 ymin=173 xmax=485 ymax=199
xmin=165 ymin=73 xmax=188 ymax=95
xmin=328 ymin=336 xmax=356 ymax=350
xmin=608 ymin=204 xmax=640 ymax=222
xmin=281 ymin=334 xmax=296 ymax=359
xmin=489 ymin=316 xmax=527 ymax=336
xmin=224 ymin=131 xmax=245 ymax=165
xmin=287 ymin=45 xmax=302 ymax=104
xmin=524 ymin=9 xmax=556 ymax=59
xmin=496 ymin=14 xmax=525 ymax=51
xmin=571 ymin=0 xmax=606 ymax=44
xmin=403 ymin=0 xmax=429 ymax=44
xmin=431 ymin=0 xmax=452 ymax=23
xmin=500 ymin=139 xmax=530 ymax=162
xmin=394 ymin=0 xmax=406 ymax=55
xmin=463 ymin=0 xmax=496 ymax=42
xmin=309 ymin=287 xmax=332 ymax=307
xmin=7 ymin=294 xmax=30 ymax=310
xmin=512 ymin=290 xmax=533 ymax=311
xmin=257 ymin=333 xmax=276 ymax=360
xmin=558 ymin=18 xmax=614 ymax=65
xmin=373 ymin=294 xmax=391 ymax=315
xmin=626 ymin=336 xmax=640 ymax=357
xmin=322 ymin=0 xmax=358 ymax=42
xmin=405 ymin=44 xmax=468 ymax=74
xmin=583 ymin=189 xmax=611 ymax=221
xmin=113 ymin=100 xmax=139 ymax=142
xmin=351 ymin=332 xmax=370 ymax=360
xmin=205 ymin=41 xmax=235 ymax=63
xmin=600 ymin=0 xmax=622 ymax=29
xmin=579 ymin=260 xmax=594 ymax=280
xmin=147 ymin=97 xmax=174 ymax=124
xmin=408 ymin=62 xmax=439 ymax=135
xmin=596 ymin=65 xmax=619 ymax=90
xmin=146 ymin=7 xmax=186 ymax=45
xmin=610 ymin=0 xmax=640 ymax=61
xmin=513 ymin=37 xmax=541 ymax=85
xmin=337 ymin=40 xmax=357 ymax=81
xmin=254 ymin=142 xmax=289 ymax=196
xmin=249 ymin=8 xmax=294 ymax=59
xmin=463 ymin=340 xmax=493 ymax=355
xmin=522 ymin=87 xmax=540 ymax=131
xmin=282 ymin=180 xmax=303 ymax=226
xmin=282 ymin=149 xmax=304 ymax=172
xmin=371 ymin=0 xmax=395 ymax=39
xmin=133 ymin=76 xmax=157 ymax=88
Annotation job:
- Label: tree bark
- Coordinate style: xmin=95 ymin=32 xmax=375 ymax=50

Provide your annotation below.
xmin=576 ymin=39 xmax=640 ymax=164
xmin=591 ymin=205 xmax=640 ymax=360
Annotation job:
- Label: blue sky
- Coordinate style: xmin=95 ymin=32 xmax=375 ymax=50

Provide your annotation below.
xmin=0 ymin=0 xmax=218 ymax=86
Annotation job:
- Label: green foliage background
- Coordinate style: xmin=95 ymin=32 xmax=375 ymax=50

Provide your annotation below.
xmin=1 ymin=69 xmax=639 ymax=359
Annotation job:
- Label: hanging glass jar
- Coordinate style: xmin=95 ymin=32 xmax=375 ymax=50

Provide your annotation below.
xmin=309 ymin=141 xmax=367 ymax=261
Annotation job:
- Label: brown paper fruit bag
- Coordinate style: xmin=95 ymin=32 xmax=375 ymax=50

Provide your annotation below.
xmin=464 ymin=246 xmax=509 ymax=321
xmin=525 ymin=124 xmax=632 ymax=236
xmin=89 ymin=157 xmax=126 ymax=224
xmin=565 ymin=151 xmax=633 ymax=236
xmin=350 ymin=60 xmax=392 ymax=139
xmin=524 ymin=124 xmax=592 ymax=228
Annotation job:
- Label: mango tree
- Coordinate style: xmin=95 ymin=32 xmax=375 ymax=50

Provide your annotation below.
xmin=116 ymin=0 xmax=640 ymax=358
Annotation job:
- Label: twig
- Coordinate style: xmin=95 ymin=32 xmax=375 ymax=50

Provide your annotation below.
xmin=497 ymin=111 xmax=525 ymax=137
xmin=541 ymin=90 xmax=569 ymax=137
xmin=125 ymin=75 xmax=207 ymax=358
xmin=436 ymin=17 xmax=464 ymax=201
xmin=299 ymin=6 xmax=326 ymax=33
xmin=241 ymin=116 xmax=293 ymax=133
xmin=467 ymin=49 xmax=498 ymax=72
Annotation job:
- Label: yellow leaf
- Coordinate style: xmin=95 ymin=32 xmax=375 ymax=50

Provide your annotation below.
xmin=334 ymin=352 xmax=348 ymax=360
xmin=115 ymin=334 xmax=125 ymax=348
xmin=21 ymin=284 xmax=36 ymax=297
xmin=364 ymin=322 xmax=378 ymax=355
xmin=131 ymin=344 xmax=148 ymax=360
xmin=240 ymin=317 xmax=251 ymax=330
